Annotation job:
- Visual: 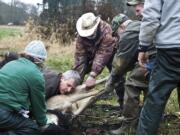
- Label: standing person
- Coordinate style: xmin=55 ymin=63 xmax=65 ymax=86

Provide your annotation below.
xmin=136 ymin=0 xmax=180 ymax=134
xmin=73 ymin=12 xmax=125 ymax=109
xmin=107 ymin=13 xmax=151 ymax=135
xmin=127 ymin=0 xmax=144 ymax=20
xmin=0 ymin=40 xmax=49 ymax=135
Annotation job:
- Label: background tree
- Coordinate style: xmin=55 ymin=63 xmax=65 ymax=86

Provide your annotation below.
xmin=0 ymin=0 xmax=38 ymax=25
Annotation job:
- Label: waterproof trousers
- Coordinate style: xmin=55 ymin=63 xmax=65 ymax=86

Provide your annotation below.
xmin=119 ymin=64 xmax=148 ymax=134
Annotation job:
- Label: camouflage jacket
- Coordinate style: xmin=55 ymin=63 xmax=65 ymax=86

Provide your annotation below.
xmin=73 ymin=20 xmax=116 ymax=79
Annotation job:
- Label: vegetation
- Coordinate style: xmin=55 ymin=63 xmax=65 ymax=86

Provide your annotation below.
xmin=0 ymin=27 xmax=22 ymax=39
xmin=0 ymin=0 xmax=37 ymax=25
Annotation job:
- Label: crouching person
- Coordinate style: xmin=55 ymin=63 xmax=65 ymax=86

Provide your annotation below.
xmin=0 ymin=40 xmax=49 ymax=135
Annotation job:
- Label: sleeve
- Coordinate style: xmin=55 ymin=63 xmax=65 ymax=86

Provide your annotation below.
xmin=91 ymin=27 xmax=116 ymax=76
xmin=111 ymin=31 xmax=139 ymax=77
xmin=29 ymin=72 xmax=47 ymax=126
xmin=139 ymin=0 xmax=162 ymax=47
xmin=73 ymin=36 xmax=87 ymax=79
xmin=43 ymin=69 xmax=61 ymax=99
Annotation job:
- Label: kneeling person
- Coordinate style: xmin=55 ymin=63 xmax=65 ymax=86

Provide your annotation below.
xmin=0 ymin=40 xmax=49 ymax=135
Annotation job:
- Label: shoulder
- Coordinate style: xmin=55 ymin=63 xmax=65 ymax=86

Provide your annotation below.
xmin=99 ymin=20 xmax=112 ymax=34
xmin=19 ymin=58 xmax=44 ymax=82
xmin=121 ymin=21 xmax=141 ymax=40
xmin=126 ymin=21 xmax=141 ymax=32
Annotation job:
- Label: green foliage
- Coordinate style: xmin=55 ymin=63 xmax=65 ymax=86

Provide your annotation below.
xmin=46 ymin=56 xmax=74 ymax=72
xmin=165 ymin=89 xmax=179 ymax=113
xmin=0 ymin=27 xmax=22 ymax=39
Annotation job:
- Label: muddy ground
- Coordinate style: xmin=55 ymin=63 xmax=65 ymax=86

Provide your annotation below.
xmin=68 ymin=93 xmax=180 ymax=135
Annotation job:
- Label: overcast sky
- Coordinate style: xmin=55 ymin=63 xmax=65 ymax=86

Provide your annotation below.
xmin=2 ymin=0 xmax=43 ymax=5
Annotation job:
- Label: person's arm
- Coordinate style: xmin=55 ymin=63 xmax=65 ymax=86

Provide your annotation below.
xmin=29 ymin=73 xmax=47 ymax=126
xmin=111 ymin=32 xmax=139 ymax=77
xmin=43 ymin=69 xmax=61 ymax=99
xmin=106 ymin=28 xmax=139 ymax=91
xmin=91 ymin=27 xmax=116 ymax=76
xmin=139 ymin=0 xmax=162 ymax=48
xmin=138 ymin=0 xmax=162 ymax=66
xmin=73 ymin=36 xmax=87 ymax=79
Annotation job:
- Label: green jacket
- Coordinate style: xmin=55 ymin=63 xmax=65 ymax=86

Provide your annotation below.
xmin=0 ymin=58 xmax=47 ymax=126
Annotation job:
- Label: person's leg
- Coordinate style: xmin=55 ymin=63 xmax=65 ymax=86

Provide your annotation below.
xmin=136 ymin=48 xmax=180 ymax=135
xmin=114 ymin=76 xmax=125 ymax=109
xmin=107 ymin=56 xmax=126 ymax=109
xmin=0 ymin=108 xmax=40 ymax=135
xmin=110 ymin=65 xmax=148 ymax=135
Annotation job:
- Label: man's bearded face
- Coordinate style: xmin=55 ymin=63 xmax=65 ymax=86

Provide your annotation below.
xmin=134 ymin=4 xmax=144 ymax=20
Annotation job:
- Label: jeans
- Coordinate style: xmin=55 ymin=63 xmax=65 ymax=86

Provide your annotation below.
xmin=136 ymin=48 xmax=180 ymax=135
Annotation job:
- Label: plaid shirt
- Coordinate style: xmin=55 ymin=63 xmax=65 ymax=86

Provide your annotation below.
xmin=73 ymin=20 xmax=116 ymax=78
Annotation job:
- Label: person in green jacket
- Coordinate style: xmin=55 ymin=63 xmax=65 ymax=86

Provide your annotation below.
xmin=0 ymin=40 xmax=49 ymax=135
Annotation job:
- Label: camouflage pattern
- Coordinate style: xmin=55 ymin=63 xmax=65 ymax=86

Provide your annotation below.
xmin=73 ymin=20 xmax=125 ymax=108
xmin=127 ymin=0 xmax=144 ymax=6
xmin=73 ymin=20 xmax=116 ymax=79
xmin=111 ymin=14 xmax=129 ymax=34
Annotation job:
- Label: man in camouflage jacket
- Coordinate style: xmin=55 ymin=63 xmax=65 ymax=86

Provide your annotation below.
xmin=73 ymin=12 xmax=125 ymax=108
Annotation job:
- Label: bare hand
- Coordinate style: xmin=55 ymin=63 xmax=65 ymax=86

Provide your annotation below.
xmin=138 ymin=52 xmax=149 ymax=68
xmin=85 ymin=76 xmax=96 ymax=90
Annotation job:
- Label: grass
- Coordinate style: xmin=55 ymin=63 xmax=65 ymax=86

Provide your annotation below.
xmin=0 ymin=26 xmax=22 ymax=39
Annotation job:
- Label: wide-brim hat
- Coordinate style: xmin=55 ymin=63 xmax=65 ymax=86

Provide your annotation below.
xmin=76 ymin=12 xmax=101 ymax=37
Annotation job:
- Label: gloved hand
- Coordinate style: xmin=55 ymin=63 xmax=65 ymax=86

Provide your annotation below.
xmin=85 ymin=76 xmax=96 ymax=90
